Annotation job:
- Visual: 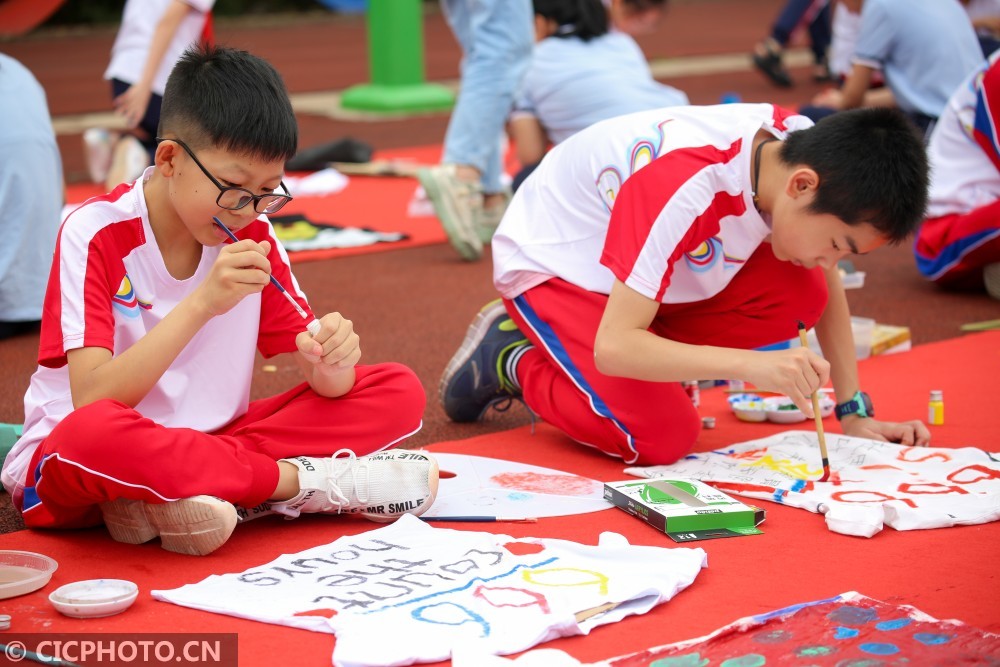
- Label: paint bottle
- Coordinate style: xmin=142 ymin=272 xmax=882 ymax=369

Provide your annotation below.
xmin=682 ymin=381 xmax=700 ymax=407
xmin=928 ymin=390 xmax=944 ymax=425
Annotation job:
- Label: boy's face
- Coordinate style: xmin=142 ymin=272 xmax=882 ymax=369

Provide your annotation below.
xmin=769 ymin=181 xmax=887 ymax=270
xmin=156 ymin=139 xmax=287 ymax=245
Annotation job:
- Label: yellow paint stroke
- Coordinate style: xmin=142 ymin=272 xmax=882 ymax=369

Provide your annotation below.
xmin=522 ymin=568 xmax=609 ymax=595
xmin=745 ymin=454 xmax=821 ymax=479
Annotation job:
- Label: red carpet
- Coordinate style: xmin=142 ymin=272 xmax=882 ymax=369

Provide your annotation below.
xmin=63 ymin=145 xmax=447 ymax=262
xmin=3 ymin=333 xmax=997 ymax=665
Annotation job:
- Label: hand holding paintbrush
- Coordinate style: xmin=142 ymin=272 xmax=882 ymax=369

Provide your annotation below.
xmin=213 ymin=216 xmax=321 ymax=337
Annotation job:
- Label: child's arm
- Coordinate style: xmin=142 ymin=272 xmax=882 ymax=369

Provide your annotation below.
xmin=509 ymin=116 xmax=548 ymax=168
xmin=113 ymin=0 xmax=199 ymax=129
xmin=292 ymin=313 xmax=359 ymax=398
xmin=813 ymin=266 xmax=931 ymax=445
xmin=67 ymin=239 xmax=271 ymax=408
xmin=595 ymin=280 xmax=830 ymax=412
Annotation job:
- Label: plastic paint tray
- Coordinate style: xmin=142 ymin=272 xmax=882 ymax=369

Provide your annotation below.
xmin=0 ymin=550 xmax=58 ymax=599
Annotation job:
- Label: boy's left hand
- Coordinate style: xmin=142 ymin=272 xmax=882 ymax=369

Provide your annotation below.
xmin=840 ymin=416 xmax=931 ymax=447
xmin=295 ymin=312 xmax=361 ymax=372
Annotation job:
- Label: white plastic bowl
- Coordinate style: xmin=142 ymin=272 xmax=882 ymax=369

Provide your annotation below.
xmin=49 ymin=579 xmax=139 ymax=618
xmin=764 ymin=395 xmax=836 ymax=423
xmin=0 ymin=550 xmax=58 ymax=600
xmin=732 ymin=399 xmax=767 ymax=422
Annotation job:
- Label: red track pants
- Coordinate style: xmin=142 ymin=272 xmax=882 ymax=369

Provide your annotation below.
xmin=20 ymin=362 xmax=425 ymax=529
xmin=505 ymin=246 xmax=827 ymax=466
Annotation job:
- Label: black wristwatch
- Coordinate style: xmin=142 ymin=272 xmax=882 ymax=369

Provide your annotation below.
xmin=835 ymin=390 xmax=874 ymax=421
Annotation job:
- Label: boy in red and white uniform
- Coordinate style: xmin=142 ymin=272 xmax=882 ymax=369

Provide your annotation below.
xmin=2 ymin=45 xmax=437 ymax=556
xmin=442 ymin=104 xmax=932 ymax=465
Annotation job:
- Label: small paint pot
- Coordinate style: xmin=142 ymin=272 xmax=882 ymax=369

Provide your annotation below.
xmin=701 ymin=416 xmax=716 ymax=429
xmin=0 ymin=613 xmax=10 ymax=630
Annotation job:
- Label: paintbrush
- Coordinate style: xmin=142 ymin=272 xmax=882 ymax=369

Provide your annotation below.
xmin=798 ymin=321 xmax=830 ymax=482
xmin=213 ymin=216 xmax=320 ymax=336
xmin=420 ymin=516 xmax=538 ymax=523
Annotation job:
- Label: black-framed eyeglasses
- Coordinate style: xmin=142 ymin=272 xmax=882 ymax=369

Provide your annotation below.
xmin=157 ymin=137 xmax=293 ymax=215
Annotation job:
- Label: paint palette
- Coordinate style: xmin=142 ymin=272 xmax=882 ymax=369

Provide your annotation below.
xmin=0 ymin=550 xmax=58 ymax=599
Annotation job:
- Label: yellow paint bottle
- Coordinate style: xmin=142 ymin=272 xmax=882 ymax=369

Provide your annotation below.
xmin=928 ymin=390 xmax=944 ymax=425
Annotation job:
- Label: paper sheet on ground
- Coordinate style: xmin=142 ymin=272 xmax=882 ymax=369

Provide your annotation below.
xmin=422 ymin=453 xmax=612 ymax=519
xmin=625 ymin=431 xmax=1000 ymax=536
xmin=153 ymin=514 xmax=706 ymax=667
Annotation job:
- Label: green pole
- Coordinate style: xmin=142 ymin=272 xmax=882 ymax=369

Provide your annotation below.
xmin=341 ymin=0 xmax=455 ymax=113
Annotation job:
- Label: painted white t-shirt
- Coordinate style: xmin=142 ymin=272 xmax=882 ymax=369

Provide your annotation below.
xmin=626 ymin=431 xmax=1000 ymax=537
xmin=104 ymin=0 xmax=215 ymax=95
xmin=154 ymin=514 xmax=708 ymax=667
xmin=1 ymin=169 xmax=312 ymax=498
xmin=511 ymin=32 xmax=688 ymax=146
xmin=493 ymin=104 xmax=813 ymax=303
xmin=926 ymin=55 xmax=1000 ymax=219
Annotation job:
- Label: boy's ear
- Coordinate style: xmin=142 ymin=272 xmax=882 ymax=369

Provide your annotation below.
xmin=154 ymin=140 xmax=179 ymax=176
xmin=786 ymin=167 xmax=819 ymax=199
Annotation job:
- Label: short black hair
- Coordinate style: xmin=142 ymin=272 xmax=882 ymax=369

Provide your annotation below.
xmin=779 ymin=108 xmax=928 ymax=243
xmin=159 ymin=44 xmax=297 ymax=163
xmin=534 ymin=0 xmax=608 ymax=40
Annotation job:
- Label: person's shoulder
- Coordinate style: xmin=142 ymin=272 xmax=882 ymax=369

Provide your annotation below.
xmin=60 ymin=184 xmax=145 ymax=245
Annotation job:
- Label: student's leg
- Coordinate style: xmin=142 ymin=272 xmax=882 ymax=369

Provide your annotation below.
xmin=20 ymin=363 xmax=425 ymax=529
xmin=915 ymin=202 xmax=1000 ymax=292
xmin=771 ymin=0 xmax=819 ymax=47
xmin=506 ymin=280 xmax=701 ymax=467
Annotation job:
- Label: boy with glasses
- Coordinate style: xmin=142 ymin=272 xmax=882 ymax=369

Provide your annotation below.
xmin=1 ymin=45 xmax=438 ymax=556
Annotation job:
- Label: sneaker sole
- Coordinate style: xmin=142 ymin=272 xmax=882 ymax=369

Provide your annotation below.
xmin=100 ymin=495 xmax=238 ymax=556
xmin=363 ymin=455 xmax=441 ymax=523
xmin=439 ymin=299 xmax=507 ymax=421
xmin=417 ymin=169 xmax=484 ymax=261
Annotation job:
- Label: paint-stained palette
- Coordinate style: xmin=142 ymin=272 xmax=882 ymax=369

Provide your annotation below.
xmin=422 ymin=453 xmax=612 ymax=519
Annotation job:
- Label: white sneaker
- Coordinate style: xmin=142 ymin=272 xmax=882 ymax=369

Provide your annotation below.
xmin=82 ymin=128 xmax=114 ymax=183
xmin=99 ymin=495 xmax=237 ymax=556
xmin=475 ymin=187 xmax=512 ymax=244
xmin=106 ymin=134 xmax=149 ymax=189
xmin=416 ymin=165 xmax=484 ymax=261
xmin=274 ymin=449 xmax=439 ymax=522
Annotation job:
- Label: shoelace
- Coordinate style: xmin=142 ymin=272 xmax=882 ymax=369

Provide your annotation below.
xmin=325 ymin=449 xmax=370 ymax=512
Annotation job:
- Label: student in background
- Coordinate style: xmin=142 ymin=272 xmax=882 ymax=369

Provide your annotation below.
xmin=809 ymin=0 xmax=983 ymax=136
xmin=441 ymin=104 xmax=931 ymax=466
xmin=416 ymin=0 xmax=533 ymax=262
xmin=85 ymin=0 xmax=215 ymax=190
xmin=915 ymin=53 xmax=1000 ymax=299
xmin=0 ymin=54 xmax=63 ymax=340
xmin=509 ymin=0 xmax=688 ymax=193
xmin=2 ymin=45 xmax=438 ymax=557
xmin=751 ymin=0 xmax=833 ymax=88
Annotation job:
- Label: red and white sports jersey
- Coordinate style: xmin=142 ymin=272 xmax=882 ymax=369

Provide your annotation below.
xmin=1 ymin=170 xmax=312 ymax=496
xmin=492 ymin=104 xmax=813 ymax=302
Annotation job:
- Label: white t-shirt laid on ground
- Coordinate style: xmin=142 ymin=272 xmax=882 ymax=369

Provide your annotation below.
xmin=511 ymin=32 xmax=688 ymax=146
xmin=104 ymin=0 xmax=215 ymax=94
xmin=154 ymin=513 xmax=708 ymax=667
xmin=493 ymin=104 xmax=812 ymax=303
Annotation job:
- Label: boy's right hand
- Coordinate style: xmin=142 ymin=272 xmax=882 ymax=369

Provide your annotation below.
xmin=745 ymin=347 xmax=831 ymax=417
xmin=195 ymin=239 xmax=273 ymax=317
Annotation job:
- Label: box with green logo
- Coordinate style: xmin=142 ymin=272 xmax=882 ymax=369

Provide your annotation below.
xmin=603 ymin=478 xmax=765 ymax=542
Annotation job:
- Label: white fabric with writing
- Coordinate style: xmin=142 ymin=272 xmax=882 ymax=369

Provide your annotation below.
xmin=153 ymin=514 xmax=707 ymax=667
xmin=625 ymin=431 xmax=1000 ymax=537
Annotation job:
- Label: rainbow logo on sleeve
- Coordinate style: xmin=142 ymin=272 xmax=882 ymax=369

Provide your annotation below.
xmin=111 ymin=274 xmax=153 ymax=317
